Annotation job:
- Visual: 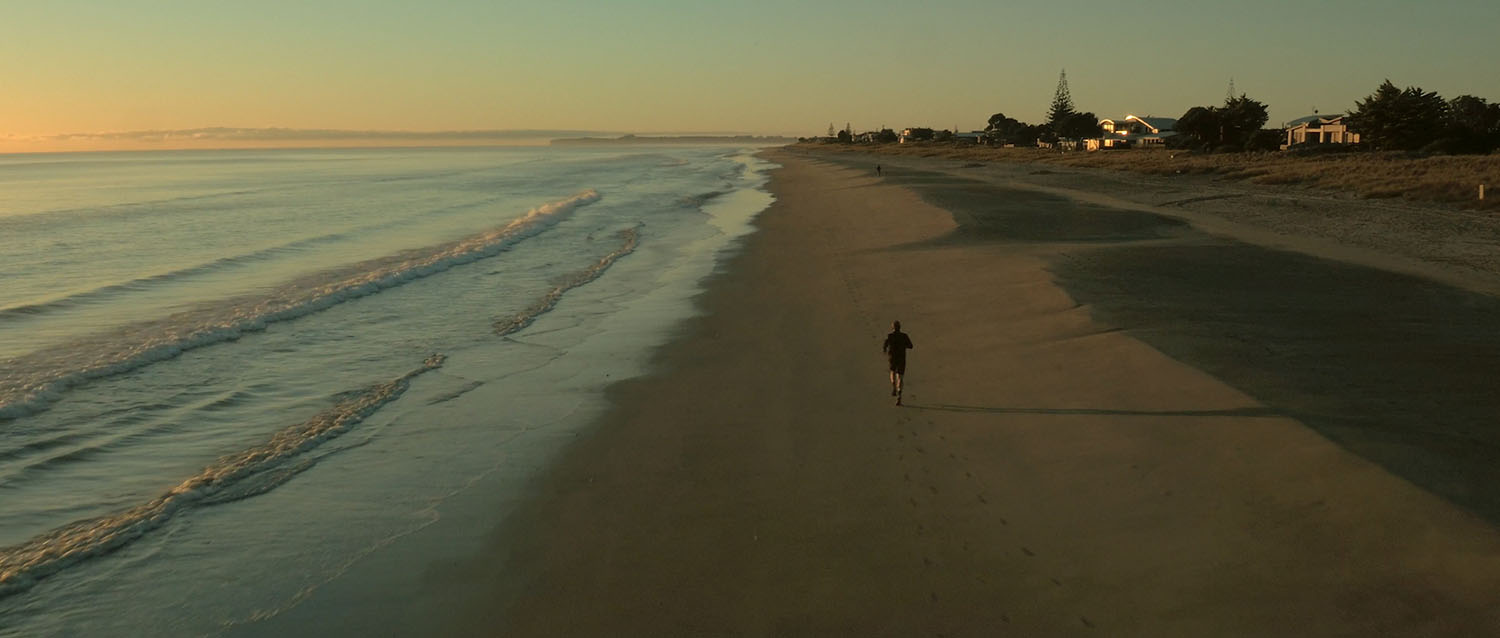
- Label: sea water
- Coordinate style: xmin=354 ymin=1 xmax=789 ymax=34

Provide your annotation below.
xmin=0 ymin=145 xmax=776 ymax=635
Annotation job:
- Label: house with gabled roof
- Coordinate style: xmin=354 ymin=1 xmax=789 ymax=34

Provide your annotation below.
xmin=1282 ymin=115 xmax=1360 ymax=149
xmin=1089 ymin=115 xmax=1179 ymax=150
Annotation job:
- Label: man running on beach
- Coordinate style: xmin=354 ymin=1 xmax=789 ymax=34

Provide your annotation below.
xmin=883 ymin=321 xmax=914 ymax=405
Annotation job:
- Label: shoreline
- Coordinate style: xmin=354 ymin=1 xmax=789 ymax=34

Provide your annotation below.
xmin=451 ymin=149 xmax=1500 ymax=635
xmin=229 ymin=147 xmax=1500 ymax=635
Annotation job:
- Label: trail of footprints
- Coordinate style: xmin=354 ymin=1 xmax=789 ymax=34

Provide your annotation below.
xmin=893 ymin=412 xmax=1097 ymax=633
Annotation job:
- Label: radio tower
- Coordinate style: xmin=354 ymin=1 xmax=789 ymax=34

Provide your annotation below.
xmin=1226 ymin=77 xmax=1237 ymax=102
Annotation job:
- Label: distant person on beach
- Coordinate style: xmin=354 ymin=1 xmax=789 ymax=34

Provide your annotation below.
xmin=876 ymin=164 xmax=882 ymax=176
xmin=883 ymin=321 xmax=914 ymax=405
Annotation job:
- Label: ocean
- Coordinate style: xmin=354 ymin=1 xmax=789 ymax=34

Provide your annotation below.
xmin=0 ymin=145 xmax=776 ymax=635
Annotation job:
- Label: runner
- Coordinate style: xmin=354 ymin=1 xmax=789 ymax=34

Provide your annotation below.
xmin=882 ymin=320 xmax=914 ymax=405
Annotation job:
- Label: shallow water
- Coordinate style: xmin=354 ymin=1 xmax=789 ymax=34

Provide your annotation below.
xmin=0 ymin=145 xmax=776 ymax=635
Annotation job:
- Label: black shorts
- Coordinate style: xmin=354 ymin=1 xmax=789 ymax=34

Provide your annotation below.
xmin=888 ymin=358 xmax=906 ymax=374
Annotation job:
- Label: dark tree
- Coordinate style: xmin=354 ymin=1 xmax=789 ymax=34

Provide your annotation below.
xmin=1046 ymin=69 xmax=1076 ymax=130
xmin=1174 ymin=94 xmax=1269 ymax=151
xmin=1055 ymin=111 xmax=1102 ymax=139
xmin=906 ymin=127 xmax=935 ymax=142
xmin=934 ymin=129 xmax=955 ymax=142
xmin=836 ymin=129 xmax=852 ymax=143
xmin=1219 ymin=95 xmax=1269 ymax=147
xmin=1244 ymin=129 xmax=1284 ymax=152
xmin=985 ymin=112 xmax=1038 ymax=145
xmin=1175 ymin=106 xmax=1220 ymax=150
xmin=1346 ymin=80 xmax=1449 ymax=151
xmin=875 ymin=128 xmax=899 ymax=144
xmin=987 ymin=112 xmax=1018 ymax=130
xmin=1441 ymin=95 xmax=1500 ymax=153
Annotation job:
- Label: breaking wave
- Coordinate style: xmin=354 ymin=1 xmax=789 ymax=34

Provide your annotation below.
xmin=0 ymin=190 xmax=600 ymax=421
xmin=0 ymin=354 xmax=446 ymax=599
xmin=494 ymin=226 xmax=640 ymax=336
xmin=0 ymin=234 xmax=351 ymax=322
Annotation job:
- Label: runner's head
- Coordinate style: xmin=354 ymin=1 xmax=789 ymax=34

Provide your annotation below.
xmin=892 ymin=320 xmax=901 ymax=331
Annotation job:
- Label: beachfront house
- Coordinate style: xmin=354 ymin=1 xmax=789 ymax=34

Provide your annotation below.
xmin=954 ymin=131 xmax=985 ymax=144
xmin=1090 ymin=115 xmax=1178 ymax=150
xmin=1282 ymin=115 xmax=1360 ymax=149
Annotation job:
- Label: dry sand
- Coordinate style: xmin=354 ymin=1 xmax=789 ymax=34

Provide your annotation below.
xmin=437 ymin=149 xmax=1500 ymax=636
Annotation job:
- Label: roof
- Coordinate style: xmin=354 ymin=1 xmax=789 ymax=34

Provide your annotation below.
xmin=1286 ymin=114 xmax=1347 ymax=129
xmin=1128 ymin=116 xmax=1178 ymax=133
xmin=1102 ymin=115 xmax=1178 ymax=134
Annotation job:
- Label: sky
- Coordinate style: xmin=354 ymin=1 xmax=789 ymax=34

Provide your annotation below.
xmin=3 ymin=0 xmax=1498 ymax=152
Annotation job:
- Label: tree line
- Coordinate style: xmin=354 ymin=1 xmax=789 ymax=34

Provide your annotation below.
xmin=812 ymin=77 xmax=1499 ymax=155
xmin=981 ymin=78 xmax=1499 ymax=154
xmin=1347 ymin=81 xmax=1500 ymax=153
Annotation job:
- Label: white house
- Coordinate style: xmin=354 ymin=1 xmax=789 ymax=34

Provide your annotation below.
xmin=1092 ymin=115 xmax=1178 ymax=150
xmin=1283 ymin=115 xmax=1360 ymax=149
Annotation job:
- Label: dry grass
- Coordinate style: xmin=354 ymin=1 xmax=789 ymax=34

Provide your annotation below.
xmin=802 ymin=142 xmax=1500 ymax=211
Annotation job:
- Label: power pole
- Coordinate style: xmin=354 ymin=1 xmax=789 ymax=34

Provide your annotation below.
xmin=1226 ymin=77 xmax=1237 ymax=103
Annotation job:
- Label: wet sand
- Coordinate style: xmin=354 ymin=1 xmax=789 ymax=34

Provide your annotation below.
xmin=850 ymin=154 xmax=1500 ymax=524
xmin=435 ymin=149 xmax=1500 ymax=636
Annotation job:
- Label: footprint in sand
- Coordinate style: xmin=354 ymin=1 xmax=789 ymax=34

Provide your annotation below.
xmin=1021 ymin=547 xmax=1035 ymax=557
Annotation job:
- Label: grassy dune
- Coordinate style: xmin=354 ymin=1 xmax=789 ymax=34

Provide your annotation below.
xmin=805 ymin=143 xmax=1500 ymax=211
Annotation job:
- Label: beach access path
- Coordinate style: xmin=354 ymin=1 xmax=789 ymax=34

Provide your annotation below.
xmin=440 ymin=148 xmax=1500 ymax=636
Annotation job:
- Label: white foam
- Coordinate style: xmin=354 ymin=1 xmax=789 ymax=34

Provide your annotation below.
xmin=0 ymin=191 xmax=600 ymax=422
xmin=0 ymin=354 xmax=446 ymax=598
xmin=494 ymin=226 xmax=640 ymax=336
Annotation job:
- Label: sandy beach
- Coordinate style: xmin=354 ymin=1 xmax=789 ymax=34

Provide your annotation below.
xmin=364 ymin=148 xmax=1500 ymax=636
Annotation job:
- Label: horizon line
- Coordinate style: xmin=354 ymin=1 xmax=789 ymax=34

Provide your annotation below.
xmin=0 ymin=126 xmax=794 ymax=155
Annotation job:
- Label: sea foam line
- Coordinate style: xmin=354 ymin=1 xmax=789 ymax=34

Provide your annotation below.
xmin=0 ymin=190 xmax=599 ymax=422
xmin=0 ymin=191 xmax=514 ymax=322
xmin=494 ymin=226 xmax=640 ymax=336
xmin=0 ymin=232 xmax=349 ymax=322
xmin=0 ymin=354 xmax=446 ymax=599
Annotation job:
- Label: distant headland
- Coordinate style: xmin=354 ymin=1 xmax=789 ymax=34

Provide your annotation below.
xmin=551 ymin=134 xmax=795 ymax=146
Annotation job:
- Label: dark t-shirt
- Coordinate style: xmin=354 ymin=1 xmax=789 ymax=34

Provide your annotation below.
xmin=883 ymin=330 xmax=914 ymax=362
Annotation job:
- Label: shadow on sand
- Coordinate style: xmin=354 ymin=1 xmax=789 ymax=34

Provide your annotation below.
xmin=903 ymin=404 xmax=1283 ymax=418
xmin=817 ymin=150 xmax=1500 ymax=526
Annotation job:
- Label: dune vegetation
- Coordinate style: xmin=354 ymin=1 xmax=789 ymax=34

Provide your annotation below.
xmin=803 ymin=142 xmax=1500 ymax=211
